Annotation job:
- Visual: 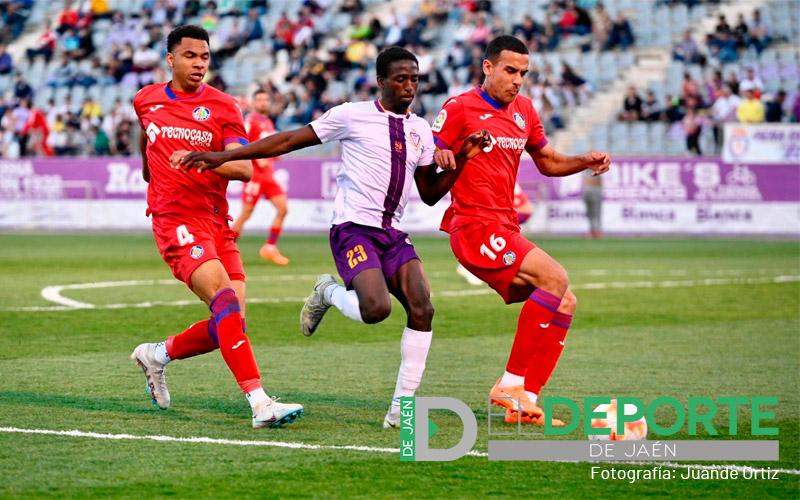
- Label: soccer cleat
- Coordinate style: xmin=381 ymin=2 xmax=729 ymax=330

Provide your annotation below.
xmin=130 ymin=343 xmax=171 ymax=410
xmin=504 ymin=408 xmax=566 ymax=426
xmin=252 ymin=398 xmax=304 ymax=429
xmin=383 ymin=405 xmax=400 ymax=429
xmin=259 ymin=243 xmax=289 ymax=265
xmin=299 ymin=274 xmax=337 ymax=336
xmin=456 ymin=263 xmax=484 ymax=286
xmin=489 ymin=379 xmax=543 ymax=418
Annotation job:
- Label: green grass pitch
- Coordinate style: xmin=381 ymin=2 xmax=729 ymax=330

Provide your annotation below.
xmin=0 ymin=233 xmax=797 ymax=498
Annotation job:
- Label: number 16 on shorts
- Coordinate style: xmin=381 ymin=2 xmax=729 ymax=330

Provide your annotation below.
xmin=480 ymin=233 xmax=517 ymax=267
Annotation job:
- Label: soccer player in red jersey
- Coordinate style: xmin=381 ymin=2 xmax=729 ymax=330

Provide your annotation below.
xmin=234 ymin=89 xmax=290 ymax=265
xmin=129 ymin=25 xmax=303 ymax=429
xmin=433 ymin=36 xmax=610 ymax=425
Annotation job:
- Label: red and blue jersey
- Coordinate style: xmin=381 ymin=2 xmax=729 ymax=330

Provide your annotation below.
xmin=432 ymin=87 xmax=548 ymax=231
xmin=133 ymin=82 xmax=248 ymax=222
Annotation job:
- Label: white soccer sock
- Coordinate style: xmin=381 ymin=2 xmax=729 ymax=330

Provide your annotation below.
xmin=499 ymin=370 xmax=524 ymax=387
xmin=391 ymin=327 xmax=433 ymax=404
xmin=154 ymin=341 xmax=171 ymax=365
xmin=326 ymin=284 xmax=364 ymax=322
xmin=246 ymin=387 xmax=269 ymax=410
xmin=525 ymin=391 xmax=538 ymax=404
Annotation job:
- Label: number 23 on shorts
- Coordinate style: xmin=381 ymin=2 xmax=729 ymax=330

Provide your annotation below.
xmin=346 ymin=244 xmax=368 ymax=269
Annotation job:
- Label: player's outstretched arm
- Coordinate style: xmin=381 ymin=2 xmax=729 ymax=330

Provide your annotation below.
xmin=415 ymin=130 xmax=491 ymax=206
xmin=529 ymin=143 xmax=610 ymax=177
xmin=210 ymin=143 xmax=253 ymax=181
xmin=174 ymin=125 xmax=322 ymax=172
xmin=139 ymin=129 xmax=150 ymax=182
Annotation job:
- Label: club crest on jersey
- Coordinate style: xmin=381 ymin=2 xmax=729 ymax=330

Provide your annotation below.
xmin=503 ymin=251 xmax=516 ymax=266
xmin=408 ymin=131 xmax=421 ymax=151
xmin=190 ymin=245 xmax=204 ymax=259
xmin=394 ymin=140 xmax=404 ymax=152
xmin=432 ymin=109 xmax=447 ymax=132
xmin=513 ymin=112 xmax=526 ymax=130
xmin=192 ymin=106 xmax=211 ymax=121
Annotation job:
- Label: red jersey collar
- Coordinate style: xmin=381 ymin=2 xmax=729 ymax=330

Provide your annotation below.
xmin=165 ymin=82 xmax=207 ymax=100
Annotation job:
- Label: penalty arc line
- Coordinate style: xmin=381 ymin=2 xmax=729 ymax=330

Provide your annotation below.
xmin=1 ymin=427 xmax=798 ymax=475
xmin=7 ymin=275 xmax=800 ymax=312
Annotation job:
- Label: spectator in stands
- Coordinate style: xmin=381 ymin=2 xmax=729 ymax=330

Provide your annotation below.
xmin=714 ymin=14 xmax=731 ymax=36
xmin=725 ymin=70 xmax=740 ymax=96
xmin=710 ymin=85 xmax=740 ymax=152
xmin=26 ymin=22 xmax=57 ymax=63
xmin=765 ymin=90 xmax=786 ymax=123
xmin=21 ymin=103 xmax=51 ymax=156
xmin=244 ymin=8 xmax=264 ymax=43
xmin=747 ymin=8 xmax=770 ymax=54
xmin=12 ymin=97 xmax=31 ymax=154
xmin=561 ymin=62 xmax=591 ymax=105
xmin=512 ymin=15 xmax=538 ymax=44
xmin=621 ymin=85 xmax=642 ymax=122
xmin=739 ymin=67 xmax=764 ymax=98
xmin=56 ymin=0 xmax=80 ymax=35
xmin=591 ymin=2 xmax=612 ymax=51
xmin=605 ymin=13 xmax=634 ymax=51
xmin=662 ymin=94 xmax=684 ymax=123
xmin=0 ymin=45 xmax=12 ymax=75
xmin=705 ymin=69 xmax=724 ymax=102
xmin=3 ymin=1 xmax=28 ymax=40
xmin=12 ymin=73 xmax=32 ymax=102
xmin=273 ymin=13 xmax=295 ymax=52
xmin=642 ymin=90 xmax=661 ymax=122
xmin=1 ymin=118 xmax=20 ymax=159
xmin=682 ymin=96 xmax=703 ymax=156
xmin=90 ymin=124 xmax=111 ymax=155
xmin=733 ymin=13 xmax=748 ymax=50
xmin=736 ymin=82 xmax=765 ymax=123
xmin=681 ymin=72 xmax=701 ymax=103
xmin=89 ymin=0 xmax=113 ymax=21
xmin=793 ymin=85 xmax=800 ymax=122
xmin=672 ymin=30 xmax=704 ymax=65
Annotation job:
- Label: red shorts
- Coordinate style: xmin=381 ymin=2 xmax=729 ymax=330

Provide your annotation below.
xmin=449 ymin=221 xmax=536 ymax=304
xmin=152 ymin=215 xmax=245 ymax=286
xmin=242 ymin=164 xmax=284 ymax=205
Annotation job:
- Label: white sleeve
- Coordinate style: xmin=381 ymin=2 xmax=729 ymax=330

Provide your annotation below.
xmin=309 ymin=103 xmax=351 ymax=143
xmin=418 ymin=122 xmax=436 ymax=166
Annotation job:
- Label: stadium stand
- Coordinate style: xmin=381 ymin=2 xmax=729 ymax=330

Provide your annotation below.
xmin=0 ymin=0 xmax=797 ymax=159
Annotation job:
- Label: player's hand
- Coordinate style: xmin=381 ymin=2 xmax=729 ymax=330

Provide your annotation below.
xmin=169 ymin=150 xmax=191 ymax=170
xmin=458 ymin=130 xmax=492 ymax=160
xmin=434 ymin=147 xmax=457 ymax=170
xmin=176 ymin=150 xmax=228 ymax=172
xmin=585 ymin=151 xmax=611 ymax=176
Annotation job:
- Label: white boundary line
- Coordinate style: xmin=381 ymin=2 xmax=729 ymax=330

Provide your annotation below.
xmin=4 ymin=274 xmax=798 ymax=312
xmin=1 ymin=427 xmax=798 ymax=475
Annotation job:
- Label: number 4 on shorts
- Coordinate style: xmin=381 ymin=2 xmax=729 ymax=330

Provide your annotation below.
xmin=176 ymin=225 xmax=195 ymax=246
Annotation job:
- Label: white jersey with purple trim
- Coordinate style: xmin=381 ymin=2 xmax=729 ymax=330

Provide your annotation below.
xmin=309 ymin=100 xmax=435 ymax=229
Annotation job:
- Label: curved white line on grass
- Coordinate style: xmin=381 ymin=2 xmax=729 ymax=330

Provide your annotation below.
xmin=1 ymin=427 xmax=798 ymax=475
xmin=16 ymin=274 xmax=799 ymax=313
xmin=0 ymin=426 xmax=485 ymax=457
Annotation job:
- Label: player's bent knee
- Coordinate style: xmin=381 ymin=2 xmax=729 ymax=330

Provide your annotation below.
xmin=559 ymin=290 xmax=577 ymax=314
xmin=408 ymin=301 xmax=434 ymax=329
xmin=360 ymin=298 xmax=392 ymax=324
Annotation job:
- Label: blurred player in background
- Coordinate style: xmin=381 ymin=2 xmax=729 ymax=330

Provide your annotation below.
xmin=177 ymin=46 xmax=489 ymax=429
xmin=130 ymin=25 xmax=303 ymax=429
xmin=234 ymin=89 xmax=290 ymax=265
xmin=457 ymin=181 xmax=533 ymax=285
xmin=433 ymin=36 xmax=610 ymax=425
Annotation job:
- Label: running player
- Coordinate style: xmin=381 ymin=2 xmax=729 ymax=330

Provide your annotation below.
xmin=235 ymin=89 xmax=290 ymax=265
xmin=177 ymin=46 xmax=489 ymax=428
xmin=130 ymin=25 xmax=303 ymax=429
xmin=432 ymin=36 xmax=610 ymax=425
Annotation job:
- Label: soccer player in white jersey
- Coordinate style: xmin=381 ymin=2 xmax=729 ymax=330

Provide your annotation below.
xmin=177 ymin=47 xmax=489 ymax=428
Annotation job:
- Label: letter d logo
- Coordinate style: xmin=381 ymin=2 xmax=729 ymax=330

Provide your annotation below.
xmin=402 ymin=397 xmax=477 ymax=461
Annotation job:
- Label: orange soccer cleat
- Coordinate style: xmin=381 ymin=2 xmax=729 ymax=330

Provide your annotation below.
xmin=259 ymin=243 xmax=289 ymax=265
xmin=489 ymin=379 xmax=543 ymax=418
xmin=504 ymin=408 xmax=566 ymax=426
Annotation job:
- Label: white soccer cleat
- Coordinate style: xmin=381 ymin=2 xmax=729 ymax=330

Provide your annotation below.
xmin=383 ymin=405 xmax=400 ymax=429
xmin=130 ymin=343 xmax=171 ymax=410
xmin=252 ymin=398 xmax=304 ymax=429
xmin=299 ymin=273 xmax=337 ymax=336
xmin=456 ymin=263 xmax=484 ymax=286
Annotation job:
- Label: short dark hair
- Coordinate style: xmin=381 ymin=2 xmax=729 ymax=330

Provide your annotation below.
xmin=376 ymin=46 xmax=418 ymax=78
xmin=167 ymin=25 xmax=210 ymax=53
xmin=253 ymin=88 xmax=268 ymax=98
xmin=485 ymin=35 xmax=528 ymax=63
